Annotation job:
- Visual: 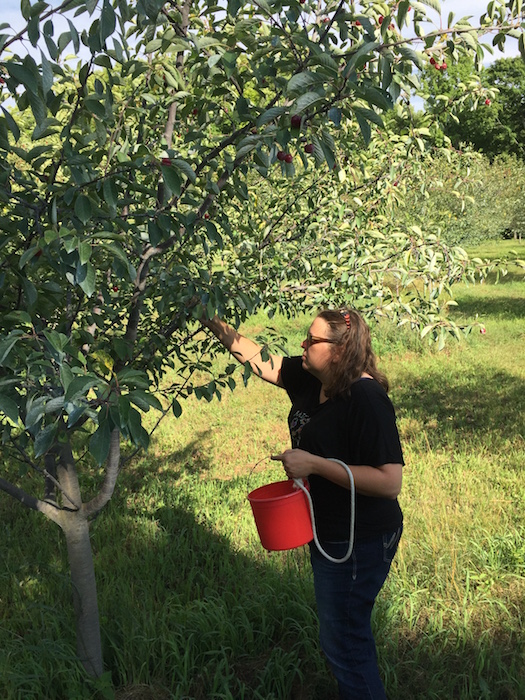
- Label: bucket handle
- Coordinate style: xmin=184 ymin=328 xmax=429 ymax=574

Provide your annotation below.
xmin=293 ymin=458 xmax=355 ymax=564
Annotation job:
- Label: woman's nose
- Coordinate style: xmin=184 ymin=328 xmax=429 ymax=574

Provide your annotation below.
xmin=300 ymin=339 xmax=307 ymax=349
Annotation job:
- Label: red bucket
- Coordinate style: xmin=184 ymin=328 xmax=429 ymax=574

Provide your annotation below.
xmin=247 ymin=480 xmax=313 ymax=551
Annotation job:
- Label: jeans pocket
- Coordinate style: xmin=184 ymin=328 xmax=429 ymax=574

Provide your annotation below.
xmin=382 ymin=526 xmax=402 ymax=564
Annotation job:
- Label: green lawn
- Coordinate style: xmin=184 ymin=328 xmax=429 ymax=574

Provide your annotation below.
xmin=1 ymin=245 xmax=524 ymax=699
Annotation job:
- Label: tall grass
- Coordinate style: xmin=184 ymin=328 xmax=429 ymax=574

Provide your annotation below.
xmin=0 ymin=249 xmax=524 ymax=699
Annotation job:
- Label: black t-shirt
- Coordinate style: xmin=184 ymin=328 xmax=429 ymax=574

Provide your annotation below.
xmin=280 ymin=356 xmax=404 ymax=541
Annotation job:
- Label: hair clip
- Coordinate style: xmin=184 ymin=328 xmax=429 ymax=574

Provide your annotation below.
xmin=340 ymin=310 xmax=351 ymax=329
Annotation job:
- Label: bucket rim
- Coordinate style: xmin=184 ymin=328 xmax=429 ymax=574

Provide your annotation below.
xmin=247 ymin=479 xmax=302 ymax=503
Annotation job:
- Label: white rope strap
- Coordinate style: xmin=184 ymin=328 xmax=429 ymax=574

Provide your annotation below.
xmin=293 ymin=458 xmax=355 ymax=564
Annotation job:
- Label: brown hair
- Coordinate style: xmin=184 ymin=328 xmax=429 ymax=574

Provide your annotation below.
xmin=318 ymin=308 xmax=389 ymax=398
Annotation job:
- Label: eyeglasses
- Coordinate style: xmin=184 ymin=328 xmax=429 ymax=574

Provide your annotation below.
xmin=304 ymin=332 xmax=338 ymax=348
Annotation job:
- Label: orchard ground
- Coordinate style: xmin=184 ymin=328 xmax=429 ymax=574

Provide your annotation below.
xmin=1 ymin=239 xmax=524 ymax=700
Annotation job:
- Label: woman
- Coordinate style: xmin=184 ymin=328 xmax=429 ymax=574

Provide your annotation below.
xmin=202 ymin=308 xmax=403 ymax=700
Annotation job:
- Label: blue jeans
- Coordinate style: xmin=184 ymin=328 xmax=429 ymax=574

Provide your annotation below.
xmin=310 ymin=527 xmax=402 ymax=700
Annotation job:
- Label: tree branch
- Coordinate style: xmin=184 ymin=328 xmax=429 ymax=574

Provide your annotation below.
xmin=84 ymin=429 xmax=121 ymax=516
xmin=0 ymin=477 xmax=64 ymax=524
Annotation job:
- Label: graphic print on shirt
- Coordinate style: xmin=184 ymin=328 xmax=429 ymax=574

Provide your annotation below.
xmin=290 ymin=410 xmax=311 ymax=448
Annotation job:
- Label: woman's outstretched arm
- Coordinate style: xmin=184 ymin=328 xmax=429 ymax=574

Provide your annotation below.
xmin=202 ymin=315 xmax=284 ymax=387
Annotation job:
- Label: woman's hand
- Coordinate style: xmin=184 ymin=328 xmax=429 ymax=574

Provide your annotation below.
xmin=271 ymin=450 xmax=402 ymax=497
xmin=271 ymin=449 xmax=316 ymax=480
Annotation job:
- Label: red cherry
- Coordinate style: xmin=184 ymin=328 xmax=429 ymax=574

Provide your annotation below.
xmin=161 ymin=158 xmax=171 ymax=166
xmin=480 ymin=327 xmax=486 ymax=334
xmin=192 ymin=108 xmax=198 ymax=115
xmin=430 ymin=57 xmax=436 ymax=65
xmin=291 ymin=114 xmax=301 ymax=129
xmin=378 ymin=15 xmax=384 ymax=24
xmin=300 ymin=0 xmax=306 ymax=4
xmin=304 ymin=143 xmax=314 ymax=154
xmin=485 ymin=98 xmax=491 ymax=105
xmin=204 ymin=212 xmax=210 ymax=220
xmin=277 ymin=150 xmax=286 ymax=161
xmin=441 ymin=62 xmax=447 ymax=70
xmin=322 ymin=16 xmax=329 ymax=23
xmin=355 ymin=20 xmax=361 ymax=26
xmin=112 ymin=285 xmax=119 ymax=292
xmin=284 ymin=153 xmax=293 ymax=163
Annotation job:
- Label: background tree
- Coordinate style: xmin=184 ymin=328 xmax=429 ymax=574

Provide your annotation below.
xmin=421 ymin=55 xmax=525 ymax=161
xmin=1 ymin=0 xmax=524 ymax=679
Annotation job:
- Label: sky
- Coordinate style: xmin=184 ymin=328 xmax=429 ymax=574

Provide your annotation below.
xmin=2 ymin=0 xmax=520 ymax=61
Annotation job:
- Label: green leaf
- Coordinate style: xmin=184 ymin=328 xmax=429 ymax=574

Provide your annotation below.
xmin=1 ymin=107 xmax=21 ymax=141
xmin=236 ymin=142 xmax=257 ymax=159
xmin=127 ymin=407 xmax=149 ymax=450
xmin=75 ymin=195 xmax=93 ymax=225
xmin=60 ymin=364 xmax=74 ymax=393
xmin=45 ymin=396 xmax=65 ymax=415
xmin=129 ymin=390 xmax=163 ymax=412
xmin=172 ymin=398 xmax=182 ymax=418
xmin=67 ymin=19 xmax=80 ymax=54
xmin=227 ymin=0 xmax=241 ymax=16
xmin=0 ymin=332 xmax=22 ymax=366
xmin=355 ymin=111 xmax=372 ymax=146
xmin=173 ymin=158 xmax=196 ymax=183
xmin=161 ymin=164 xmax=181 ymax=196
xmin=22 ymin=278 xmax=37 ymax=307
xmin=418 ymin=0 xmax=441 ymax=12
xmin=0 ymin=394 xmax=19 ymax=424
xmin=256 ymin=106 xmax=285 ymax=127
xmin=343 ymin=41 xmax=380 ymax=78
xmin=102 ymin=178 xmax=118 ymax=207
xmin=34 ymin=424 xmax=58 ymax=458
xmin=85 ymin=97 xmax=106 ymax=119
xmin=77 ymin=262 xmax=96 ymax=297
xmin=100 ymin=0 xmax=116 ymax=44
xmin=353 ymin=106 xmax=383 ymax=128
xmin=89 ymin=419 xmax=111 ymax=465
xmin=40 ymin=51 xmax=53 ymax=94
xmin=398 ymin=45 xmax=424 ymax=70
xmin=43 ymin=329 xmax=68 ymax=354
xmin=77 ymin=241 xmax=91 ymax=265
xmin=328 ymin=107 xmax=342 ymax=126
xmin=293 ymin=91 xmax=324 ymax=113
xmin=205 ymin=221 xmax=223 ymax=248
xmin=397 ymin=0 xmax=410 ymax=29
xmin=361 ymin=86 xmax=392 ymax=112
xmin=117 ymin=368 xmax=150 ymax=388
xmin=286 ymin=71 xmax=322 ymax=97
xmin=64 ymin=375 xmax=100 ymax=402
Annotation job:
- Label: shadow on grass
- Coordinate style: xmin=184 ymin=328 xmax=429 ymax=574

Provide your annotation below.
xmin=453 ymin=292 xmax=525 ymax=321
xmin=2 ymin=433 xmax=523 ymax=699
xmin=95 ymin=438 xmax=336 ymax=700
xmin=394 ymin=364 xmax=525 ymax=452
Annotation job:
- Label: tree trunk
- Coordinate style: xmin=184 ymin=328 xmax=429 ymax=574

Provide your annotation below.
xmin=62 ymin=510 xmax=103 ymax=678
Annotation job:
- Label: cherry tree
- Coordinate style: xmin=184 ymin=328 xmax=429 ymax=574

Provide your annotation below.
xmin=0 ymin=0 xmax=523 ymax=678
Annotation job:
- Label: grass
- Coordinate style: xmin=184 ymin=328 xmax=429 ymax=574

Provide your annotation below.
xmin=0 ymin=243 xmax=524 ymax=699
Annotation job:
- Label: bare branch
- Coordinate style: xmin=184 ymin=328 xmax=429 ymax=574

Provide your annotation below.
xmin=0 ymin=476 xmax=64 ymax=525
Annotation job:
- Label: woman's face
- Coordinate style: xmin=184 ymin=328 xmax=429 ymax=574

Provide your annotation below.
xmin=300 ymin=316 xmax=339 ymax=380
